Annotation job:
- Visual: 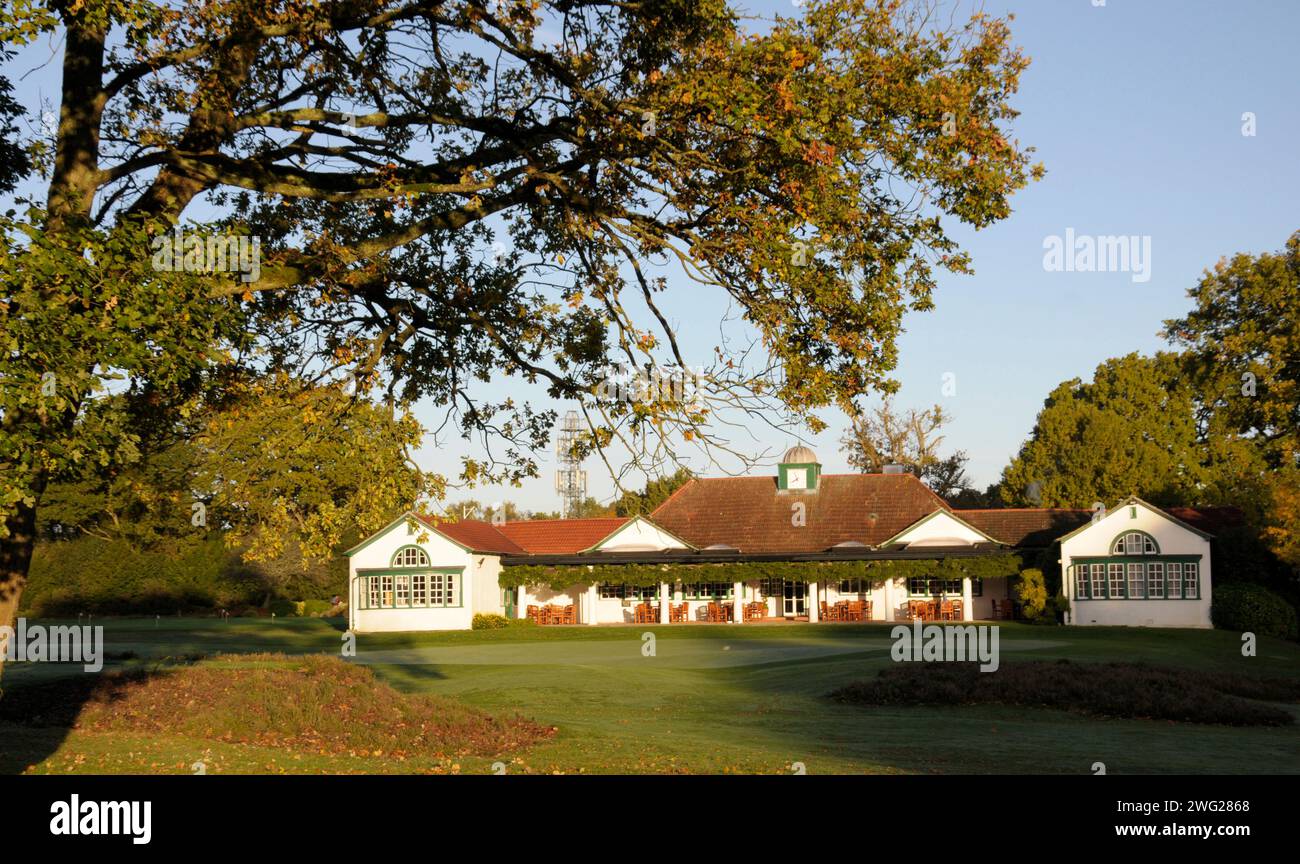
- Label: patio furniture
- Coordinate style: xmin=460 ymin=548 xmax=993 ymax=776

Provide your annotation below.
xmin=820 ymin=601 xmax=835 ymax=622
xmin=744 ymin=601 xmax=766 ymax=622
xmin=950 ymin=599 xmax=963 ymax=621
xmin=526 ymin=605 xmax=540 ymax=623
xmin=862 ymin=600 xmax=873 ymax=621
xmin=940 ymin=599 xmax=955 ymax=621
xmin=670 ymin=602 xmax=689 ymax=623
xmin=634 ymin=602 xmax=657 ymax=623
xmin=846 ymin=600 xmax=866 ymax=622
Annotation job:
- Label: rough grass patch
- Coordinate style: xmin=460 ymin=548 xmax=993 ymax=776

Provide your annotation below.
xmin=828 ymin=660 xmax=1298 ymax=726
xmin=0 ymin=653 xmax=554 ymax=758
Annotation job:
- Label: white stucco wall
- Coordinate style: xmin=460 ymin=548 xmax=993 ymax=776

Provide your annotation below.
xmin=593 ymin=517 xmax=690 ymax=551
xmin=892 ymin=511 xmax=991 ymax=547
xmin=1061 ymin=501 xmax=1212 ymax=629
xmin=347 ymin=516 xmax=476 ymax=632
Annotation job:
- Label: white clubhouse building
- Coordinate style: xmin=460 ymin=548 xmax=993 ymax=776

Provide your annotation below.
xmin=346 ymin=448 xmax=1224 ymax=633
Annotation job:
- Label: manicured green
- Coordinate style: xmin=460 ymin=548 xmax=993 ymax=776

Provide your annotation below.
xmin=2 ymin=618 xmax=1298 ymax=774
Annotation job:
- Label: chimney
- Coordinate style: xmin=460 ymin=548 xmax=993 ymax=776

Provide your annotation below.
xmin=882 ymin=464 xmax=906 ymax=475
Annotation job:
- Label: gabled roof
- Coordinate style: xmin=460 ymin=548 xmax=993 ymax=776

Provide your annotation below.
xmin=1053 ymin=496 xmax=1217 ymax=544
xmin=880 ymin=508 xmax=1004 ymax=548
xmin=424 ymin=516 xmax=525 ymax=554
xmin=649 ymin=473 xmax=950 ymax=553
xmin=580 ymin=514 xmax=698 ymax=552
xmin=497 ymin=517 xmax=630 ymax=554
xmin=956 ymin=508 xmax=1094 ymax=548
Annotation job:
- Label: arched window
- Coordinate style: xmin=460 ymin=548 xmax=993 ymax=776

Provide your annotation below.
xmin=391 ymin=546 xmax=430 ymax=567
xmin=1110 ymin=531 xmax=1158 ymax=556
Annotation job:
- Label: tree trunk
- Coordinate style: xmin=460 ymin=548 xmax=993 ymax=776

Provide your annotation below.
xmin=0 ymin=500 xmax=38 ymax=682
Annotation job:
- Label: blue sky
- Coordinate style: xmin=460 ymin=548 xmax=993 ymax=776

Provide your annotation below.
xmin=6 ymin=1 xmax=1297 ymax=513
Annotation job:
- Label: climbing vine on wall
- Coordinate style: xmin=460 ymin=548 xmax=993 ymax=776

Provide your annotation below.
xmin=498 ymin=555 xmax=1024 ymax=591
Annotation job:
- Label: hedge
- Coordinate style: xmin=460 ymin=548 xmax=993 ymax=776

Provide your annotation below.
xmin=1211 ymin=583 xmax=1299 ymax=640
xmin=499 ymin=554 xmax=1024 ymax=592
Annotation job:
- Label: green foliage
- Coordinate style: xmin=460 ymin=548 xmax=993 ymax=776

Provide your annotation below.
xmin=999 ymin=353 xmax=1212 ymax=508
xmin=1211 ymin=583 xmax=1299 ymax=641
xmin=1164 ymin=231 xmax=1299 ymax=468
xmin=1012 ymin=568 xmax=1048 ymax=621
xmin=500 ymin=554 xmax=1023 ymax=591
xmin=472 ymin=613 xmax=511 ymax=630
xmin=195 ymin=380 xmax=437 ymax=564
xmin=614 ymin=468 xmax=695 ymax=517
xmin=829 ymin=660 xmax=1294 ymax=726
xmin=21 ymin=536 xmax=346 ymax=616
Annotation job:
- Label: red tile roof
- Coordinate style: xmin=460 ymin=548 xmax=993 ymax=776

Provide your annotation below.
xmin=414 ymin=516 xmax=524 ymax=554
xmin=956 ymin=508 xmax=1094 ymax=548
xmin=1163 ymin=506 xmax=1244 ymax=535
xmin=498 ymin=517 xmax=629 ymax=554
xmin=649 ymin=473 xmax=950 ymax=553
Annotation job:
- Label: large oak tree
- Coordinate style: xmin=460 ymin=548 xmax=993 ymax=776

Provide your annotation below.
xmin=0 ymin=0 xmax=1039 ymax=645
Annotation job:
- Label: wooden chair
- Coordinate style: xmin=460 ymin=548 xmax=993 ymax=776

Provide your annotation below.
xmin=950 ymin=599 xmax=963 ymax=621
xmin=562 ymin=604 xmax=575 ymax=624
xmin=669 ymin=602 xmax=688 ymax=623
xmin=526 ymin=605 xmax=540 ymax=623
xmin=940 ymin=600 xmax=955 ymax=621
xmin=819 ymin=601 xmax=833 ymax=622
xmin=863 ymin=600 xmax=873 ymax=621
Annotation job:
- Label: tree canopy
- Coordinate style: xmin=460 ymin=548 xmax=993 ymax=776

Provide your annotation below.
xmin=0 ymin=0 xmax=1040 ymax=633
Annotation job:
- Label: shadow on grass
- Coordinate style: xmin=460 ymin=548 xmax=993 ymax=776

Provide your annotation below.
xmin=0 ymin=657 xmax=206 ymax=774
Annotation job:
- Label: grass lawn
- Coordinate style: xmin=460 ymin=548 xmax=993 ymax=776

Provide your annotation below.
xmin=2 ymin=617 xmax=1298 ymax=774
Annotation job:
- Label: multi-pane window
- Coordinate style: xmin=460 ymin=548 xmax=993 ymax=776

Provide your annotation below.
xmin=1184 ymin=563 xmax=1199 ymax=599
xmin=392 ymin=546 xmax=430 ymax=567
xmin=1147 ymin=562 xmax=1164 ymax=598
xmin=685 ymin=582 xmax=733 ymax=600
xmin=1127 ymin=563 xmax=1146 ymax=599
xmin=907 ymin=578 xmax=964 ymax=596
xmin=1090 ymin=563 xmax=1106 ymax=599
xmin=1107 ymin=563 xmax=1126 ymax=599
xmin=1166 ymin=562 xmax=1183 ymax=598
xmin=760 ymin=578 xmax=784 ymax=598
xmin=839 ymin=578 xmax=869 ymax=594
xmin=362 ymin=570 xmax=459 ymax=608
xmin=1075 ymin=566 xmax=1089 ymax=599
xmin=1111 ymin=532 xmax=1158 ymax=555
xmin=599 ymin=584 xmax=658 ymax=600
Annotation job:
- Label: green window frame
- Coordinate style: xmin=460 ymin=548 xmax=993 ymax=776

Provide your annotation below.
xmin=1072 ymin=555 xmax=1201 ymax=600
xmin=1127 ymin=562 xmax=1146 ymax=599
xmin=1147 ymin=562 xmax=1164 ymax=599
xmin=1167 ymin=562 xmax=1182 ymax=598
xmin=1107 ymin=563 xmax=1126 ymax=599
xmin=684 ymin=582 xmax=733 ymax=600
xmin=356 ymin=567 xmax=463 ymax=610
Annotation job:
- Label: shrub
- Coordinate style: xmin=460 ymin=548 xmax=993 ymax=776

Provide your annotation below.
xmin=829 ymin=660 xmax=1296 ymax=726
xmin=1212 ymin=583 xmax=1299 ymax=640
xmin=1012 ymin=568 xmax=1047 ymax=620
xmin=472 ymin=613 xmax=511 ymax=630
xmin=302 ymin=599 xmax=335 ymax=617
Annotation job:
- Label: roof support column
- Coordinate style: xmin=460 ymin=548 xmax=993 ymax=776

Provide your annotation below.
xmin=659 ymin=582 xmax=669 ymax=623
xmin=962 ymin=577 xmax=973 ymax=622
xmin=733 ymin=581 xmax=744 ymax=623
xmin=585 ymin=583 xmax=598 ymax=625
xmin=884 ymin=578 xmax=895 ymax=621
xmin=808 ymin=582 xmax=820 ymax=622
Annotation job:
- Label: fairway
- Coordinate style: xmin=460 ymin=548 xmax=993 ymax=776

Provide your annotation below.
xmin=2 ymin=618 xmax=1298 ymax=775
